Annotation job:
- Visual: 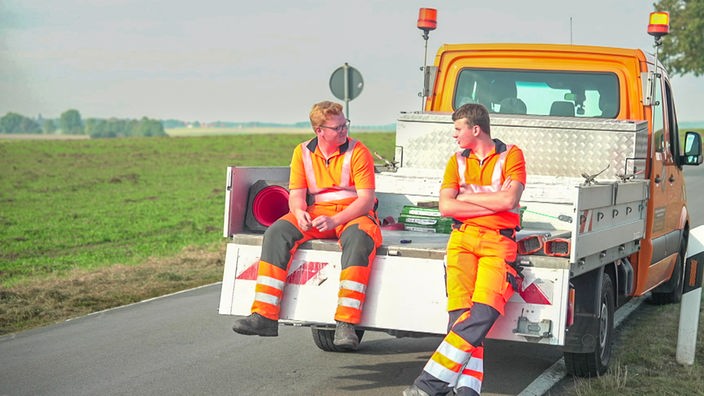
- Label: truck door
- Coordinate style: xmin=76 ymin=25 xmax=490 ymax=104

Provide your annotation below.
xmin=647 ymin=74 xmax=683 ymax=287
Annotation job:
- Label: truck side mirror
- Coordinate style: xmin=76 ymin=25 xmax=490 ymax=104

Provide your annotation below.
xmin=682 ymin=131 xmax=703 ymax=166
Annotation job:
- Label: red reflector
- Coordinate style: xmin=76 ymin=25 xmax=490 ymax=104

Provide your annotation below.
xmin=252 ymin=185 xmax=289 ymax=226
xmin=566 ymin=286 xmax=575 ymax=327
xmin=519 ymin=282 xmax=552 ymax=305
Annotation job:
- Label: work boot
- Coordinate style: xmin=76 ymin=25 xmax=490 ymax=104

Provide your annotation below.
xmin=402 ymin=385 xmax=431 ymax=396
xmin=333 ymin=321 xmax=359 ymax=350
xmin=232 ymin=313 xmax=278 ymax=337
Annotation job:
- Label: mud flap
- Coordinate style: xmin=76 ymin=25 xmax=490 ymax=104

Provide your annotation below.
xmin=562 ymin=268 xmax=603 ymax=354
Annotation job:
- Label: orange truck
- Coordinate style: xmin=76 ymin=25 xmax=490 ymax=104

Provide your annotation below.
xmin=219 ymin=11 xmax=702 ymax=377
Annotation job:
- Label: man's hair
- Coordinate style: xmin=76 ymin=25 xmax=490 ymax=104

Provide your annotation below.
xmin=452 ymin=103 xmax=491 ymax=135
xmin=309 ymin=101 xmax=344 ymax=128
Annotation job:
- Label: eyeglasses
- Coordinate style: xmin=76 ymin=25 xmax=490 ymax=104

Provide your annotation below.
xmin=319 ymin=119 xmax=350 ymax=133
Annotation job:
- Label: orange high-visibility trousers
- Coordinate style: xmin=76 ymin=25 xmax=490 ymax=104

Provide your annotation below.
xmin=251 ymin=203 xmax=381 ymax=324
xmin=445 ymin=225 xmax=517 ymax=315
xmin=412 ymin=225 xmax=518 ymax=395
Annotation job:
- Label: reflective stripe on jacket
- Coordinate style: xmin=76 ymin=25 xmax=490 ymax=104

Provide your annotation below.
xmin=301 ymin=138 xmax=359 ymax=203
xmin=456 ymin=142 xmax=520 ymax=215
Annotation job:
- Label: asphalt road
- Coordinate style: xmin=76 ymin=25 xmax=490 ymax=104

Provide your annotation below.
xmin=1 ymin=167 xmax=701 ymax=396
xmin=0 ymin=282 xmax=561 ymax=395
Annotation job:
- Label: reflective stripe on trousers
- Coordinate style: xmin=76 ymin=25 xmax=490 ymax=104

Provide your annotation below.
xmin=251 ymin=208 xmax=381 ymax=324
xmin=251 ymin=263 xmax=288 ymax=320
xmin=456 ymin=346 xmax=484 ymax=395
xmin=416 ymin=332 xmax=483 ymax=395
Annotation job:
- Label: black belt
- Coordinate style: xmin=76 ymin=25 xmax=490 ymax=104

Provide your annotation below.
xmin=499 ymin=228 xmax=517 ymax=241
xmin=451 ymin=221 xmax=518 ymax=241
xmin=499 ymin=228 xmax=516 ymax=241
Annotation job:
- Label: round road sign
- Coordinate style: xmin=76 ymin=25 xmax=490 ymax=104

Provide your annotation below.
xmin=329 ymin=63 xmax=363 ymax=101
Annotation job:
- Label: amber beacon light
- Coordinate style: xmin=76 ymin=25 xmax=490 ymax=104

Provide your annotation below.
xmin=417 ymin=8 xmax=437 ymax=38
xmin=647 ymin=11 xmax=670 ymax=38
xmin=417 ymin=8 xmax=437 ymax=110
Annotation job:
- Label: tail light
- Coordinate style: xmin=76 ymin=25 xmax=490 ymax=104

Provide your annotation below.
xmin=517 ymin=234 xmax=545 ymax=255
xmin=544 ymin=238 xmax=570 ymax=257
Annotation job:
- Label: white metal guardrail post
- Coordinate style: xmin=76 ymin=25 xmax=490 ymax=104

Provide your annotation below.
xmin=676 ymin=225 xmax=704 ymax=365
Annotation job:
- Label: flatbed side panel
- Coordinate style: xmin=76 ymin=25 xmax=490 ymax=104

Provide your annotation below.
xmin=571 ymin=181 xmax=648 ymax=262
xmin=219 ymin=243 xmax=570 ymax=345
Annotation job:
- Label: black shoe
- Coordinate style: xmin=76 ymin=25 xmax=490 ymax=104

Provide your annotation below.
xmin=402 ymin=385 xmax=431 ymax=396
xmin=333 ymin=321 xmax=359 ymax=350
xmin=232 ymin=313 xmax=278 ymax=337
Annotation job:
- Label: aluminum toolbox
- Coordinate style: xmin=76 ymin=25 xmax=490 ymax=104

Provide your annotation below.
xmin=395 ymin=112 xmax=648 ymax=181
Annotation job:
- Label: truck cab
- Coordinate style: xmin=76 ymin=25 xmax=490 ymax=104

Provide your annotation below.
xmin=424 ymin=42 xmax=701 ymax=303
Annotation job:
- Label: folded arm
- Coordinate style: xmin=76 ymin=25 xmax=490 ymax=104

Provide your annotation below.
xmin=439 ymin=177 xmax=524 ymax=219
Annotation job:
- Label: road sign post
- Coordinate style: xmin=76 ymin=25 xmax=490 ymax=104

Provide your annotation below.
xmin=329 ymin=63 xmax=363 ymax=121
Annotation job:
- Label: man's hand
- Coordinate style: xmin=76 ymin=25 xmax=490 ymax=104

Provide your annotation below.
xmin=311 ymin=215 xmax=336 ymax=232
xmin=295 ymin=209 xmax=313 ymax=231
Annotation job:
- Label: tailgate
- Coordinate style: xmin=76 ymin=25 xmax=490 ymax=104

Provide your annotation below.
xmin=219 ymin=237 xmax=571 ymax=345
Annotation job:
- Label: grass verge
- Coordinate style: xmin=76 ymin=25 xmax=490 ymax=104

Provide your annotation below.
xmin=0 ymin=243 xmax=224 ymax=335
xmin=549 ymin=296 xmax=704 ymax=395
xmin=0 ymin=131 xmax=395 ymax=335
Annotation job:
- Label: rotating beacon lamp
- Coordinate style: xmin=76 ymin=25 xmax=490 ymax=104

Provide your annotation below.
xmin=417 ymin=8 xmax=437 ymax=110
xmin=647 ymin=11 xmax=670 ymax=63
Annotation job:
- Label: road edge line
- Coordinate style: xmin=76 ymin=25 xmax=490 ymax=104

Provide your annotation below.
xmin=516 ymin=295 xmax=645 ymax=396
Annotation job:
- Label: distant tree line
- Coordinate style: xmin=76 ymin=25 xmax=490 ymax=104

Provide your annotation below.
xmin=2 ymin=110 xmax=396 ymax=137
xmin=0 ymin=109 xmax=166 ymax=138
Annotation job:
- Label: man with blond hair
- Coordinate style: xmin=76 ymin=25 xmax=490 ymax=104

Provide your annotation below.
xmin=232 ymin=101 xmax=382 ymax=350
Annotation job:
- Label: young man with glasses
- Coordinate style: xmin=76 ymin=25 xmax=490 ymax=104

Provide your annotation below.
xmin=232 ymin=100 xmax=382 ymax=350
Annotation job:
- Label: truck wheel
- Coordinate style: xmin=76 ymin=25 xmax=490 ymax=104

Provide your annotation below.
xmin=564 ymin=273 xmax=615 ymax=377
xmin=650 ymin=237 xmax=687 ymax=305
xmin=311 ymin=327 xmax=365 ymax=352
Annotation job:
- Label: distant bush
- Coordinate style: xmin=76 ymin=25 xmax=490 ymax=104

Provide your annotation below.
xmin=0 ymin=112 xmax=42 ymax=134
xmin=85 ymin=117 xmax=167 ymax=138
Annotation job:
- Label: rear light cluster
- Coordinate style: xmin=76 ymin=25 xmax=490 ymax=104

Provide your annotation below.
xmin=517 ymin=234 xmax=571 ymax=257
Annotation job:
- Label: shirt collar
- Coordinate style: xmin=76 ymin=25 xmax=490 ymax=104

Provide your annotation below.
xmin=461 ymin=138 xmax=507 ymax=158
xmin=306 ymin=137 xmax=351 ymax=156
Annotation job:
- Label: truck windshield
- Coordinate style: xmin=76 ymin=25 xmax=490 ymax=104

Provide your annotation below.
xmin=454 ymin=69 xmax=619 ymax=118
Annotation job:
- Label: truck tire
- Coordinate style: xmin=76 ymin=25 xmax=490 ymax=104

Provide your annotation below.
xmin=564 ymin=273 xmax=615 ymax=377
xmin=311 ymin=327 xmax=365 ymax=352
xmin=650 ymin=236 xmax=687 ymax=305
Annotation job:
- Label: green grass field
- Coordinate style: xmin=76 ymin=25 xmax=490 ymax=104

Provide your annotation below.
xmin=0 ymin=132 xmax=395 ymax=288
xmin=0 ymin=132 xmax=395 ymax=333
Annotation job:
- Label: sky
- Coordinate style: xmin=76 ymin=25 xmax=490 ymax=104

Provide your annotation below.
xmin=1 ymin=0 xmax=702 ymax=126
